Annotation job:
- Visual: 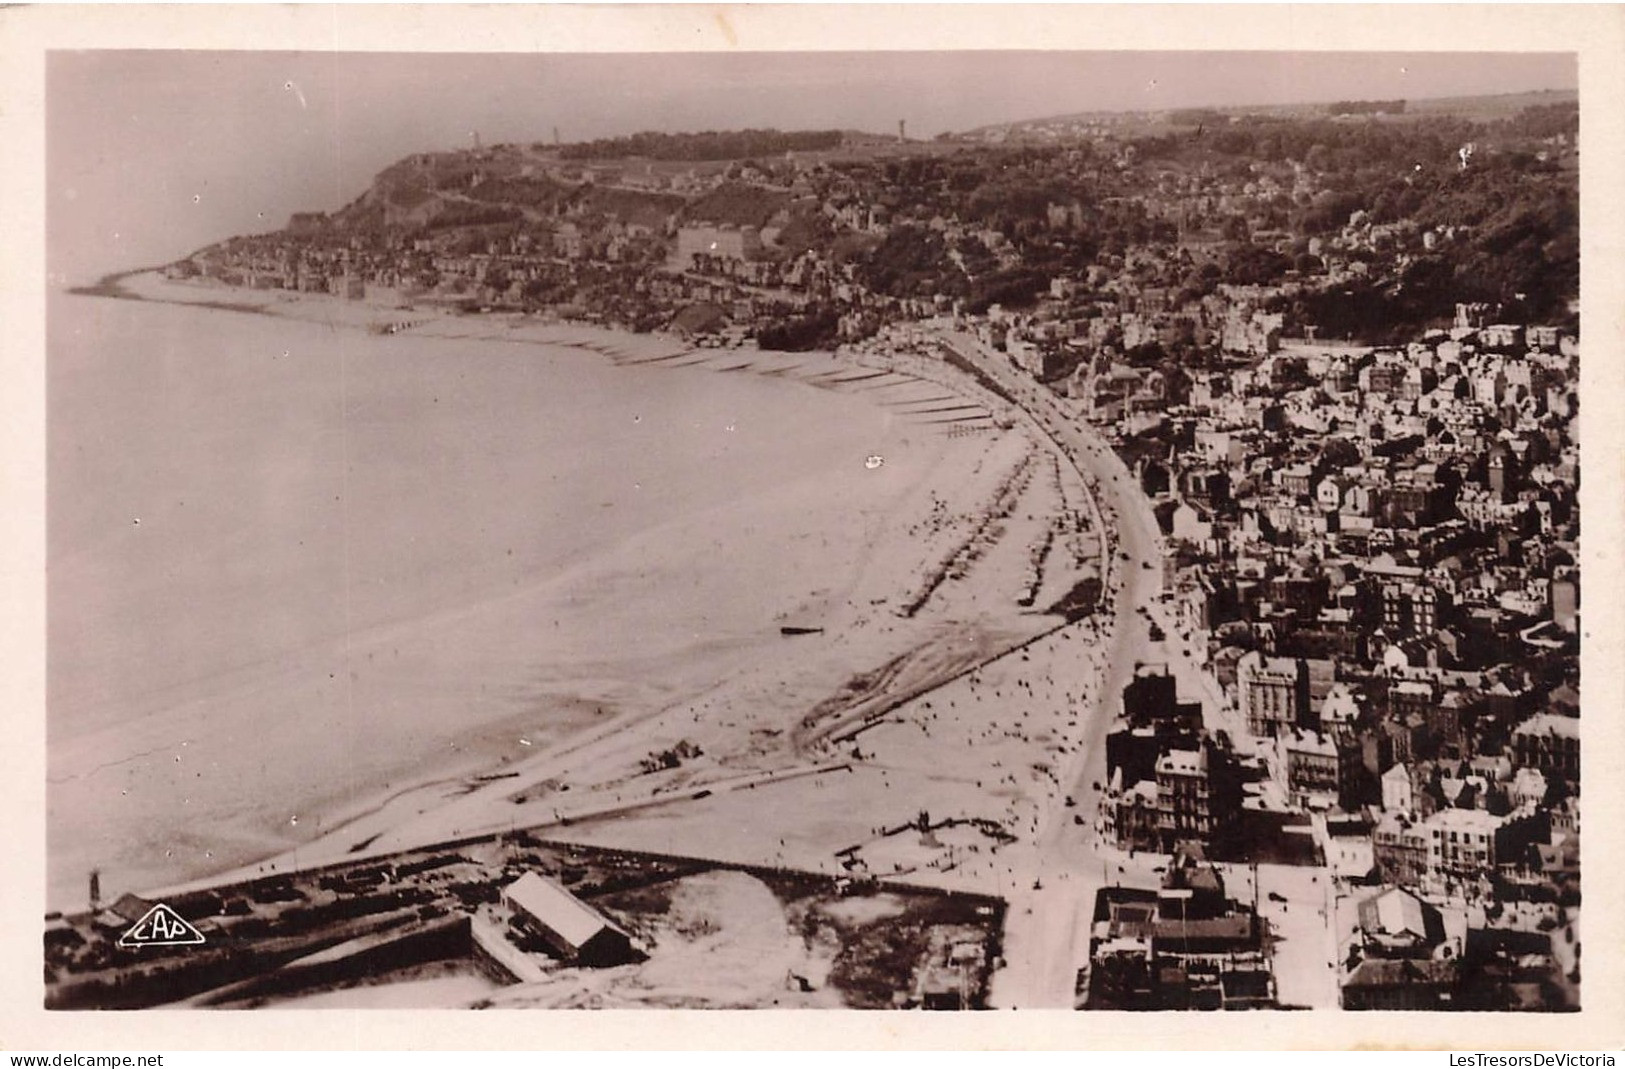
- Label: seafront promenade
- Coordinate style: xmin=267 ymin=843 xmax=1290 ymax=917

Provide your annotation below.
xmin=60 ymin=277 xmax=1202 ymax=1008
xmin=922 ymin=325 xmax=1170 ymax=1008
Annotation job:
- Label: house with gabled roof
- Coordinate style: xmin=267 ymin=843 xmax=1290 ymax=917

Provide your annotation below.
xmin=502 ymin=872 xmax=636 ymax=967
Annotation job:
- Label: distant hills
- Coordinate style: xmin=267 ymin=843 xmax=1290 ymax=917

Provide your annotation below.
xmin=182 ymin=83 xmax=1575 ymax=343
xmin=557 ymin=128 xmax=846 ymax=161
xmin=960 ymin=87 xmax=1579 ymax=140
xmin=215 ymin=85 xmax=1578 ymax=250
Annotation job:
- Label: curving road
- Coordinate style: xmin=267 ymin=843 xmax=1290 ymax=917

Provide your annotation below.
xmin=925 ymin=324 xmax=1189 ymax=1008
xmin=145 ymin=318 xmax=1224 ymax=1010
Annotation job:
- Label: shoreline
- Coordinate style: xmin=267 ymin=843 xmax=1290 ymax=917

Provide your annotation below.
xmin=101 ymin=270 xmax=716 ymax=364
xmin=51 ymin=273 xmax=1129 ymax=922
xmin=64 ymin=266 xmax=155 ymax=300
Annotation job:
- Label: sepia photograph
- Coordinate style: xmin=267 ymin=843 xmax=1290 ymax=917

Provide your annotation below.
xmin=5 ymin=2 xmax=1625 ymax=1054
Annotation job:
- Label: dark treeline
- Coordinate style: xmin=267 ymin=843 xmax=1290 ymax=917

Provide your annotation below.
xmin=559 ymin=128 xmax=846 ymax=161
xmin=1325 ymin=99 xmax=1407 ymax=115
xmin=756 ymin=307 xmax=841 ymax=352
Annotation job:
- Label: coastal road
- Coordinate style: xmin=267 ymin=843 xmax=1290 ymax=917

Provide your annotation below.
xmin=141 ymin=321 xmax=1156 ymax=924
xmin=928 ymin=324 xmax=1178 ymax=1008
xmin=135 ymin=304 xmax=1200 ymax=1012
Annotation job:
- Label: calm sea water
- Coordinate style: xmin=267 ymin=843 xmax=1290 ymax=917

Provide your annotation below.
xmin=46 ymin=293 xmax=894 ymax=904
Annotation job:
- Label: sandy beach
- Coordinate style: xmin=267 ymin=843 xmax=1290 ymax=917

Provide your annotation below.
xmin=48 ymin=274 xmax=1115 ymax=914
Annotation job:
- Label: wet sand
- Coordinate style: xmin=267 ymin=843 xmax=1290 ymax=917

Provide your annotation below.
xmin=48 ymin=279 xmax=1097 ymax=909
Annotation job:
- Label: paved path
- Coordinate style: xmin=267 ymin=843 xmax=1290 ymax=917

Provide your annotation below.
xmin=148 ymin=321 xmax=1230 ymax=1012
xmin=924 ymin=325 xmax=1175 ymax=1007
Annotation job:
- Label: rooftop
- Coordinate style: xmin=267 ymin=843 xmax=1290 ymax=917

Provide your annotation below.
xmin=1423 ymin=807 xmax=1503 ymax=834
xmin=1356 ymin=887 xmax=1443 ymax=944
xmin=1157 ymin=749 xmax=1204 ymax=777
xmin=504 ymin=871 xmax=629 ymax=949
xmin=1513 ymin=712 xmax=1579 ymax=740
xmin=1344 ymin=958 xmax=1457 ymax=989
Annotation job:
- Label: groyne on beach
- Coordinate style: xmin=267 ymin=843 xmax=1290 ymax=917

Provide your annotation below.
xmin=50 ymin=272 xmax=1133 ymax=920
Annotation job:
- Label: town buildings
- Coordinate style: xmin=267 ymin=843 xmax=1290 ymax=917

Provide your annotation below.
xmin=174 ymin=117 xmax=1581 ymax=1011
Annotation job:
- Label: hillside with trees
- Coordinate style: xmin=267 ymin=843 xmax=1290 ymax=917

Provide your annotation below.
xmin=559 ymin=128 xmax=845 ymax=161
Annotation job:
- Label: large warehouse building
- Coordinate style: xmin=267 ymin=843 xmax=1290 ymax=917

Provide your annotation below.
xmin=502 ymin=872 xmax=636 ymax=967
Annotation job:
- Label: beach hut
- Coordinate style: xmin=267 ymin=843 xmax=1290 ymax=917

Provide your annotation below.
xmin=502 ymin=872 xmax=635 ymax=967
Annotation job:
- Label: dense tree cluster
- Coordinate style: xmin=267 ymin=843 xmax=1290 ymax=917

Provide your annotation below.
xmin=558 ymin=128 xmax=845 ymax=161
xmin=858 ymin=225 xmax=967 ymax=300
xmin=1101 ymin=105 xmax=1579 ymax=335
xmin=756 ymin=307 xmax=842 ymax=351
xmin=1325 ymin=99 xmax=1407 ymax=116
xmin=1497 ymin=101 xmax=1578 ymax=142
xmin=683 ymin=182 xmax=791 ymax=228
xmin=422 ymin=201 xmax=522 ymax=231
xmin=1169 ymin=115 xmax=1481 ymax=171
